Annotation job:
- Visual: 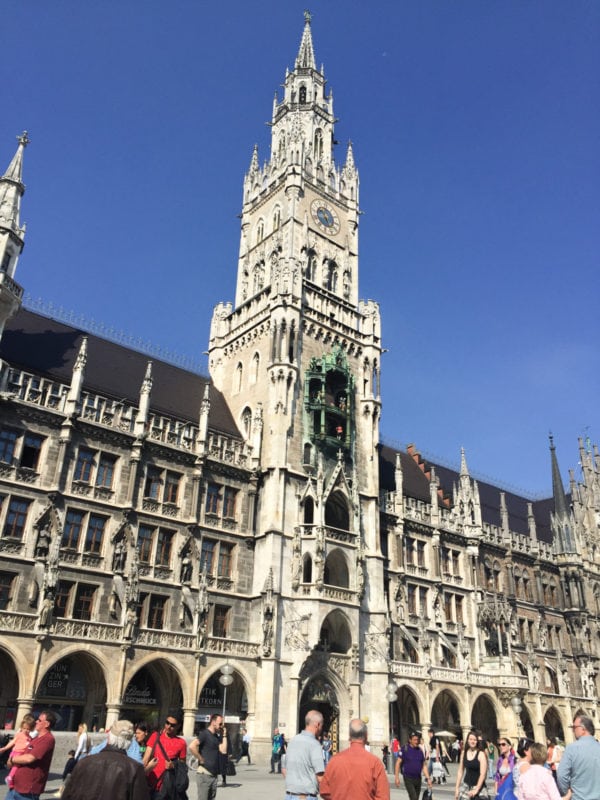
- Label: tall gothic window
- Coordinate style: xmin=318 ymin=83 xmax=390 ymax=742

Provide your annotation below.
xmin=313 ymin=129 xmax=323 ymax=160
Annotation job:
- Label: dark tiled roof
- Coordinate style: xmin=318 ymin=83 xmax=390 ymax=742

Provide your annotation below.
xmin=380 ymin=441 xmax=554 ymax=545
xmin=0 ymin=308 xmax=241 ymax=437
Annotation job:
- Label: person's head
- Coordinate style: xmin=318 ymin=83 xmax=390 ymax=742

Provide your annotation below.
xmin=78 ymin=723 xmax=88 ymax=735
xmin=348 ymin=719 xmax=368 ymax=744
xmin=35 ymin=710 xmax=57 ymax=735
xmin=134 ymin=722 xmax=149 ymax=744
xmin=68 ymin=750 xmax=75 ymax=757
xmin=164 ymin=708 xmax=183 ymax=736
xmin=516 ymin=737 xmax=533 ymax=758
xmin=20 ymin=714 xmax=35 ymax=732
xmin=497 ymin=737 xmax=511 ymax=757
xmin=208 ymin=713 xmax=224 ymax=733
xmin=305 ymin=709 xmax=324 ymax=734
xmin=528 ymin=742 xmax=547 ymax=766
xmin=573 ymin=715 xmax=594 ymax=738
xmin=107 ymin=719 xmax=134 ymax=750
xmin=465 ymin=730 xmax=479 ymax=752
xmin=428 ymin=728 xmax=435 ymax=737
xmin=273 ymin=728 xmax=279 ymax=735
xmin=408 ymin=731 xmax=420 ymax=748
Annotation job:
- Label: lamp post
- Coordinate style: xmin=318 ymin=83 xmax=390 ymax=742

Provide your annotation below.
xmin=511 ymin=695 xmax=522 ymax=738
xmin=219 ymin=664 xmax=234 ymax=719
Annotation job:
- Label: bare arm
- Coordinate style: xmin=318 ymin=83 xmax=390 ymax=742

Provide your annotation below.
xmin=455 ymin=757 xmax=464 ymax=796
xmin=394 ymin=756 xmax=402 ymax=787
xmin=218 ymin=730 xmax=228 ymax=755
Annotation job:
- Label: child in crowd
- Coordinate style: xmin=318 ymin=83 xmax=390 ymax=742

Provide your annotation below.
xmin=0 ymin=713 xmax=36 ymax=788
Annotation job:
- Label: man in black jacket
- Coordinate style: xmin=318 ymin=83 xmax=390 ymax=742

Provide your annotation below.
xmin=61 ymin=719 xmax=150 ymax=800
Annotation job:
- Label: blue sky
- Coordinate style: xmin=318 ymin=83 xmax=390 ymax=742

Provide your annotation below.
xmin=1 ymin=1 xmax=598 ymax=497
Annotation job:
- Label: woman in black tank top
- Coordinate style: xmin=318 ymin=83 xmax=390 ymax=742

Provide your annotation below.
xmin=455 ymin=730 xmax=487 ymax=799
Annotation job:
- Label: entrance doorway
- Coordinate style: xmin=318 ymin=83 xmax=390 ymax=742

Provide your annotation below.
xmin=299 ymin=675 xmax=339 ymax=751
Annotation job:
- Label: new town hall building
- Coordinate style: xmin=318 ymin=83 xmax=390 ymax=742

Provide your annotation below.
xmin=0 ymin=14 xmax=598 ymax=757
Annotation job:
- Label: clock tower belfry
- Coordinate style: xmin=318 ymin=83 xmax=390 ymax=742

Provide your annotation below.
xmin=208 ymin=12 xmax=387 ymax=737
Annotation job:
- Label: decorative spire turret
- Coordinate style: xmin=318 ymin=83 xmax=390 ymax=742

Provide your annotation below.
xmin=550 ymin=434 xmax=577 ymax=555
xmin=296 ymin=10 xmax=316 ymax=70
xmin=0 ymin=133 xmax=28 ymax=342
xmin=134 ymin=362 xmax=153 ymax=438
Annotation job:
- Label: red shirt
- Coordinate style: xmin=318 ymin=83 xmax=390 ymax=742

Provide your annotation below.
xmin=13 ymin=731 xmax=55 ymax=795
xmin=146 ymin=731 xmax=187 ymax=790
xmin=320 ymin=741 xmax=390 ymax=800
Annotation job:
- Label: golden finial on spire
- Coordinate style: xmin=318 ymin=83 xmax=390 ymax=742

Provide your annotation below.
xmin=17 ymin=131 xmax=30 ymax=148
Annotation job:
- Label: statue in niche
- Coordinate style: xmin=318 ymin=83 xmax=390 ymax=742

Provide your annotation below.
xmin=395 ymin=581 xmax=406 ymax=622
xmin=39 ymin=592 xmax=54 ymax=628
xmin=109 ymin=588 xmax=119 ymax=618
xmin=35 ymin=526 xmax=51 ymax=559
xmin=123 ymin=605 xmax=137 ymax=640
xmin=180 ymin=555 xmax=192 ymax=584
xmin=262 ymin=608 xmax=274 ymax=657
xmin=113 ymin=539 xmax=126 ymax=573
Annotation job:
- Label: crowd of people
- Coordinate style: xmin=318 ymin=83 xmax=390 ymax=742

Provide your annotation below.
xmin=2 ymin=710 xmax=600 ymax=800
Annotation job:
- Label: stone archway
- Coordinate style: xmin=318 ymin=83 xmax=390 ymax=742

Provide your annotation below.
xmin=520 ymin=701 xmax=535 ymax=740
xmin=318 ymin=609 xmax=352 ymax=653
xmin=543 ymin=706 xmax=565 ymax=742
xmin=0 ymin=648 xmax=19 ymax=728
xmin=299 ymin=674 xmax=339 ymax=749
xmin=36 ymin=652 xmax=107 ymax=731
xmin=123 ymin=660 xmax=183 ymax=729
xmin=392 ymin=686 xmax=421 ymax=744
xmin=431 ymin=689 xmax=461 ymax=735
xmin=471 ymin=693 xmax=499 ymax=744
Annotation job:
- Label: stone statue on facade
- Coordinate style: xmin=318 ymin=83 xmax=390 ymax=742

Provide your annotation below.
xmin=39 ymin=592 xmax=54 ymax=628
xmin=35 ymin=526 xmax=51 ymax=559
xmin=180 ymin=555 xmax=192 ymax=584
xmin=123 ymin=606 xmax=137 ymax=640
xmin=113 ymin=539 xmax=126 ymax=573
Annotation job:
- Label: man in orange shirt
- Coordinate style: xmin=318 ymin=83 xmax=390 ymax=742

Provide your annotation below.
xmin=320 ymin=719 xmax=390 ymax=800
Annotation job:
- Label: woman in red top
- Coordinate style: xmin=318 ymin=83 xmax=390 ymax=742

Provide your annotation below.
xmin=144 ymin=710 xmax=187 ymax=798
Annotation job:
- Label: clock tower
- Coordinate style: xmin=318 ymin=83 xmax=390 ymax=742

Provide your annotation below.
xmin=208 ymin=12 xmax=387 ymax=737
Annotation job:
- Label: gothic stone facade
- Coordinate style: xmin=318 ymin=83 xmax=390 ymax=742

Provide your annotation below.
xmin=0 ymin=15 xmax=599 ymax=758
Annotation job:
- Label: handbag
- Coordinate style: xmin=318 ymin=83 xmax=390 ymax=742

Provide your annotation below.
xmin=226 ymin=758 xmax=236 ymax=777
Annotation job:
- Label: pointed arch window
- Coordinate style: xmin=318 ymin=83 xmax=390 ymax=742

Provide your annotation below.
xmin=303 ymin=553 xmax=313 ymax=583
xmin=256 ymin=220 xmax=264 ymax=244
xmin=235 ymin=363 xmax=243 ymax=394
xmin=241 ymin=406 xmax=252 ymax=438
xmin=303 ymin=497 xmax=314 ymax=526
xmin=313 ymin=129 xmax=323 ymax=161
xmin=251 ymin=352 xmax=260 ymax=384
xmin=299 ymin=84 xmax=307 ymax=104
xmin=303 ymin=443 xmax=312 ymax=467
xmin=278 ymin=135 xmax=286 ymax=164
xmin=306 ymin=251 xmax=317 ymax=282
xmin=1 ymin=251 xmax=12 ymax=272
xmin=325 ymin=492 xmax=350 ymax=532
xmin=253 ymin=263 xmax=265 ymax=293
xmin=273 ymin=207 xmax=281 ymax=231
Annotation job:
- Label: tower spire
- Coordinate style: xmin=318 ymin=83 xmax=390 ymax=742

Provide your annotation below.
xmin=549 ymin=434 xmax=576 ymax=554
xmin=296 ymin=10 xmax=316 ymax=70
xmin=550 ymin=434 xmax=568 ymax=519
xmin=0 ymin=132 xmax=27 ymax=342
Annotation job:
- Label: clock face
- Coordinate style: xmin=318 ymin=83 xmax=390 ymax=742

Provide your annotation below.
xmin=311 ymin=200 xmax=340 ymax=235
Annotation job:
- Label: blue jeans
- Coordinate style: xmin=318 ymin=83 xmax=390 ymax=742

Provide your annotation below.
xmin=7 ymin=791 xmax=40 ymax=800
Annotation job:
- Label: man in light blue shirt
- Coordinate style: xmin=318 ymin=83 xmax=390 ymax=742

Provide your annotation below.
xmin=558 ymin=714 xmax=600 ymax=800
xmin=283 ymin=710 xmax=325 ymax=800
